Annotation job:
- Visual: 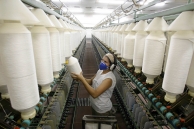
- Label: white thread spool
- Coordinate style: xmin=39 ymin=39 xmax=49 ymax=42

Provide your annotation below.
xmin=123 ymin=23 xmax=136 ymax=67
xmin=133 ymin=20 xmax=148 ymax=73
xmin=66 ymin=56 xmax=82 ymax=74
xmin=49 ymin=15 xmax=64 ymax=67
xmin=59 ymin=19 xmax=71 ymax=62
xmin=0 ymin=22 xmax=39 ymax=119
xmin=48 ymin=15 xmax=62 ymax=78
xmin=31 ymin=9 xmax=54 ymax=94
xmin=143 ymin=32 xmax=166 ymax=84
xmin=0 ymin=60 xmax=9 ymax=99
xmin=63 ymin=21 xmax=72 ymax=58
xmin=110 ymin=26 xmax=117 ymax=50
xmin=162 ymin=11 xmax=194 ymax=103
xmin=115 ymin=25 xmax=122 ymax=55
xmin=0 ymin=0 xmax=40 ymax=120
xmin=143 ymin=17 xmax=168 ymax=84
xmin=187 ymin=52 xmax=194 ymax=97
xmin=112 ymin=26 xmax=119 ymax=52
xmin=120 ymin=24 xmax=128 ymax=59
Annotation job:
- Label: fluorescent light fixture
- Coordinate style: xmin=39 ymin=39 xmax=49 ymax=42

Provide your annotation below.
xmin=94 ymin=9 xmax=113 ymax=14
xmin=64 ymin=8 xmax=83 ymax=13
xmin=98 ymin=0 xmax=124 ymax=4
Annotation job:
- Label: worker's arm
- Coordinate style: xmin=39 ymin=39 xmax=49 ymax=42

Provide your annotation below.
xmin=84 ymin=74 xmax=96 ymax=85
xmin=71 ymin=73 xmax=112 ymax=98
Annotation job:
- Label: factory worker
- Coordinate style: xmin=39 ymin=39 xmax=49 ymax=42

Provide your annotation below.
xmin=71 ymin=53 xmax=117 ymax=116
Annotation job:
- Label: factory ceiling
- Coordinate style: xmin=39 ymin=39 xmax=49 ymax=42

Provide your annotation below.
xmin=51 ymin=0 xmax=188 ymax=27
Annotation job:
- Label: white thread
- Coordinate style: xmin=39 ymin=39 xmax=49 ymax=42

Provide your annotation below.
xmin=142 ymin=31 xmax=166 ymax=79
xmin=31 ymin=26 xmax=53 ymax=85
xmin=0 ymin=22 xmax=39 ymax=111
xmin=64 ymin=31 xmax=72 ymax=58
xmin=186 ymin=46 xmax=194 ymax=93
xmin=123 ymin=32 xmax=136 ymax=66
xmin=0 ymin=0 xmax=39 ymax=25
xmin=133 ymin=31 xmax=148 ymax=67
xmin=47 ymin=28 xmax=62 ymax=72
xmin=31 ymin=9 xmax=54 ymax=27
xmin=66 ymin=56 xmax=82 ymax=74
xmin=162 ymin=31 xmax=194 ymax=94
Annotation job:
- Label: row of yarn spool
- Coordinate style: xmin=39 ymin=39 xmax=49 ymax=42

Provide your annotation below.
xmin=93 ymin=11 xmax=194 ymax=103
xmin=0 ymin=0 xmax=84 ymax=122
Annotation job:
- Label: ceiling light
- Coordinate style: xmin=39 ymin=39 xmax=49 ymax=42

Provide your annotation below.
xmin=94 ymin=9 xmax=113 ymax=14
xmin=98 ymin=0 xmax=124 ymax=4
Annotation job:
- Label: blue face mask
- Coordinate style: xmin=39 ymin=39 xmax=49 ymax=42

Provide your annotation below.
xmin=99 ymin=62 xmax=108 ymax=70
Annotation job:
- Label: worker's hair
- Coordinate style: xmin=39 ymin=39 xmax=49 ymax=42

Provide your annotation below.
xmin=105 ymin=53 xmax=117 ymax=71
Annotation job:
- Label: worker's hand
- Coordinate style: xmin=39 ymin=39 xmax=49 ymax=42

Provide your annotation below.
xmin=71 ymin=72 xmax=84 ymax=81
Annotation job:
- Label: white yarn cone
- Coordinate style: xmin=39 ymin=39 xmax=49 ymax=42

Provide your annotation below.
xmin=48 ymin=16 xmax=62 ymax=78
xmin=31 ymin=26 xmax=53 ymax=94
xmin=0 ymin=60 xmax=9 ymax=99
xmin=119 ymin=24 xmax=128 ymax=58
xmin=0 ymin=22 xmax=39 ymax=119
xmin=31 ymin=9 xmax=54 ymax=27
xmin=115 ymin=25 xmax=122 ymax=55
xmin=162 ymin=31 xmax=194 ymax=103
xmin=162 ymin=11 xmax=194 ymax=103
xmin=123 ymin=23 xmax=136 ymax=67
xmin=133 ymin=20 xmax=148 ymax=73
xmin=60 ymin=20 xmax=72 ymax=58
xmin=187 ymin=52 xmax=194 ymax=97
xmin=142 ymin=31 xmax=166 ymax=84
xmin=143 ymin=17 xmax=168 ymax=84
xmin=112 ymin=26 xmax=119 ymax=52
xmin=31 ymin=9 xmax=54 ymax=94
xmin=110 ymin=26 xmax=117 ymax=50
xmin=123 ymin=33 xmax=136 ymax=67
xmin=49 ymin=15 xmax=64 ymax=68
xmin=66 ymin=56 xmax=82 ymax=74
xmin=0 ymin=0 xmax=39 ymax=25
xmin=168 ymin=11 xmax=194 ymax=31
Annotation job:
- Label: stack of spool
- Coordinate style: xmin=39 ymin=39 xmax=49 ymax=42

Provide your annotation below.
xmin=142 ymin=17 xmax=168 ymax=84
xmin=162 ymin=11 xmax=194 ymax=103
xmin=0 ymin=60 xmax=9 ymax=99
xmin=0 ymin=0 xmax=40 ymax=120
xmin=58 ymin=19 xmax=72 ymax=62
xmin=67 ymin=23 xmax=77 ymax=53
xmin=48 ymin=15 xmax=62 ymax=78
xmin=123 ymin=23 xmax=136 ymax=67
xmin=66 ymin=56 xmax=82 ymax=75
xmin=107 ymin=27 xmax=113 ymax=48
xmin=112 ymin=26 xmax=119 ymax=52
xmin=30 ymin=9 xmax=54 ymax=94
xmin=58 ymin=18 xmax=67 ymax=65
xmin=119 ymin=24 xmax=128 ymax=60
xmin=132 ymin=20 xmax=149 ymax=73
xmin=109 ymin=26 xmax=116 ymax=50
xmin=115 ymin=25 xmax=122 ymax=55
